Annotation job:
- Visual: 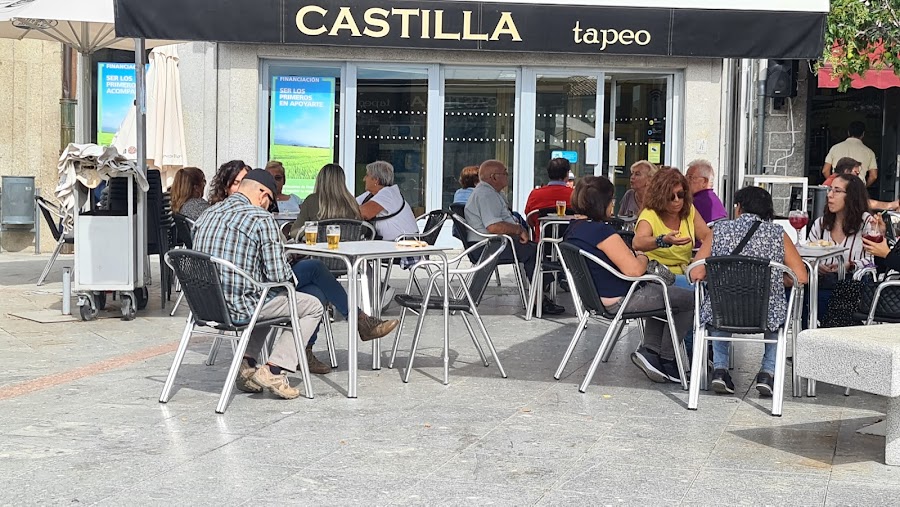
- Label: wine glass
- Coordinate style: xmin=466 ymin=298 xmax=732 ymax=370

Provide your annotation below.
xmin=788 ymin=210 xmax=808 ymax=247
xmin=863 ymin=221 xmax=884 ymax=244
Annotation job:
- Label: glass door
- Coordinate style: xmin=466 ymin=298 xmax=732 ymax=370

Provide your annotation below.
xmin=604 ymin=75 xmax=671 ymax=201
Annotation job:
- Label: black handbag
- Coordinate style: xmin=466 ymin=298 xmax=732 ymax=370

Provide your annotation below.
xmin=858 ymin=279 xmax=900 ymax=318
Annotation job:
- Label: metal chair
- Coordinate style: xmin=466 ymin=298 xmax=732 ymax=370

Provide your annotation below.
xmin=168 ymin=213 xmax=194 ymax=316
xmin=554 ymin=242 xmax=689 ymax=391
xmin=853 ymin=268 xmax=900 ymax=325
xmin=684 ymin=256 xmax=800 ymax=417
xmin=448 ymin=210 xmax=529 ymax=309
xmin=383 ymin=210 xmax=450 ymax=294
xmin=388 ymin=236 xmax=508 ymax=383
xmin=34 ymin=196 xmax=73 ymax=286
xmin=160 ymin=249 xmax=314 ymax=413
xmin=524 ymin=206 xmax=574 ymax=241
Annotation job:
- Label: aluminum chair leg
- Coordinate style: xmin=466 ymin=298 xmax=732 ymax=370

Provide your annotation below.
xmin=388 ymin=305 xmax=411 ymax=369
xmin=687 ymin=325 xmax=707 ymax=410
xmin=36 ymin=239 xmax=65 ymax=286
xmin=494 ymin=268 xmax=502 ymax=287
xmin=459 ymin=312 xmax=489 ymax=367
xmin=169 ymin=292 xmax=185 ymax=316
xmin=579 ymin=317 xmax=622 ymax=393
xmin=599 ymin=319 xmax=628 ymax=363
xmin=402 ymin=301 xmax=431 ymax=383
xmin=159 ymin=319 xmax=196 ymax=403
xmin=206 ymin=334 xmax=224 ymax=366
xmin=215 ymin=327 xmax=254 ymax=414
xmin=844 ymin=387 xmax=852 ymax=396
xmin=771 ymin=328 xmax=788 ymax=417
xmin=466 ymin=302 xmax=506 ymax=378
xmin=554 ymin=313 xmax=590 ymax=379
xmin=323 ymin=308 xmax=338 ymax=368
xmin=286 ymin=294 xmax=314 ymax=400
xmin=663 ymin=309 xmax=689 ymax=391
xmin=791 ymin=288 xmax=803 ymax=397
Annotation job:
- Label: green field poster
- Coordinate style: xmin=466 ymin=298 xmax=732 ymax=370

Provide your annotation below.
xmin=269 ymin=76 xmax=336 ymax=199
xmin=97 ymin=63 xmax=137 ymax=147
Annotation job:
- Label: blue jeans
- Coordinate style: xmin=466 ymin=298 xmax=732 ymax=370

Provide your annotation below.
xmin=292 ymin=259 xmax=351 ymax=345
xmin=709 ymin=328 xmax=778 ymax=374
xmin=674 ymin=275 xmax=694 ymax=350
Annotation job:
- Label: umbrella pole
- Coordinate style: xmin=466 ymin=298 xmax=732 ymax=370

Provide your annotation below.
xmin=135 ymin=38 xmax=148 ymax=289
xmin=75 ymin=50 xmax=92 ymax=144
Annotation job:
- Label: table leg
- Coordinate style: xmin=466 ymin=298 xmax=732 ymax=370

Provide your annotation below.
xmin=441 ymin=253 xmax=450 ymax=385
xmin=792 ymin=285 xmax=803 ymax=398
xmin=807 ymin=261 xmax=819 ymax=397
xmin=347 ymin=258 xmax=361 ymax=398
xmin=371 ymin=259 xmax=382 ymax=370
xmin=525 ymin=241 xmax=542 ymax=321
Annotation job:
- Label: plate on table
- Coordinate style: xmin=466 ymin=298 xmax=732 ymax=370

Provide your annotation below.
xmin=396 ymin=240 xmax=429 ymax=248
xmin=803 ymin=240 xmax=835 ymax=249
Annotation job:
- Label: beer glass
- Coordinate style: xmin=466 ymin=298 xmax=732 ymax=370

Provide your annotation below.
xmin=304 ymin=221 xmax=318 ymax=245
xmin=555 ymin=200 xmax=566 ymax=216
xmin=326 ymin=224 xmax=340 ymax=250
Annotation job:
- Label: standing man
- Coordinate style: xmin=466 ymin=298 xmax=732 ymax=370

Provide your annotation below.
xmin=465 ymin=159 xmax=564 ymax=315
xmin=822 ymin=121 xmax=878 ymax=187
xmin=193 ymin=169 xmax=324 ymax=400
xmin=685 ymin=159 xmax=727 ymax=223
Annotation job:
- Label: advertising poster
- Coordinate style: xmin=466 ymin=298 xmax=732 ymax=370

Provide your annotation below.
xmin=269 ymin=76 xmax=336 ymax=199
xmin=96 ymin=63 xmax=137 ymax=146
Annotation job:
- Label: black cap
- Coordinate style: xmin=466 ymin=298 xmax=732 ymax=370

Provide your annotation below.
xmin=241 ymin=169 xmax=278 ymax=198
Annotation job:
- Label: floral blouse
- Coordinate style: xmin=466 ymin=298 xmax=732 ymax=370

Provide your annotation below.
xmin=699 ymin=213 xmax=787 ymax=331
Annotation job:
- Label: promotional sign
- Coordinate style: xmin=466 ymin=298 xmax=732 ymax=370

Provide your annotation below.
xmin=269 ymin=75 xmax=336 ymax=199
xmin=97 ymin=63 xmax=137 ymax=146
xmin=551 ymin=150 xmax=578 ymax=164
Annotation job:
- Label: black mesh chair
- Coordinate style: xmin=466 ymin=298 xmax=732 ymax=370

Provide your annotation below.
xmin=34 ymin=196 xmax=73 ymax=286
xmin=448 ymin=210 xmax=529 ymax=309
xmin=292 ymin=219 xmax=376 ymax=276
xmin=554 ymin=242 xmax=689 ymax=392
xmin=685 ymin=256 xmax=800 ymax=417
xmin=168 ymin=213 xmax=195 ymax=316
xmin=853 ymin=268 xmax=900 ymax=325
xmin=160 ymin=249 xmax=314 ymax=413
xmin=382 ymin=210 xmax=450 ymax=293
xmin=387 ymin=236 xmax=508 ymax=384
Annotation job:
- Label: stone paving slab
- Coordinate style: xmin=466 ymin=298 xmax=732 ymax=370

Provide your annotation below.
xmin=1 ymin=252 xmax=899 ymax=505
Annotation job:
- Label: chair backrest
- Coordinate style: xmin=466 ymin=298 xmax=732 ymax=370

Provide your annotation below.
xmin=172 ymin=213 xmax=194 ymax=249
xmin=419 ymin=210 xmax=449 ymax=245
xmin=316 ymin=219 xmax=376 ymax=241
xmin=449 ymin=203 xmax=467 ymax=241
xmin=448 ymin=212 xmax=474 ymax=246
xmin=165 ymin=249 xmax=235 ymax=328
xmin=616 ymin=230 xmax=635 ymax=250
xmin=465 ymin=237 xmax=507 ymax=305
xmin=704 ymin=255 xmax=773 ymax=334
xmin=558 ymin=242 xmax=607 ymax=314
xmin=34 ymin=196 xmax=64 ymax=242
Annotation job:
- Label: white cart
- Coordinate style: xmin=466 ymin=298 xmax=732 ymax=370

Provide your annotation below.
xmin=74 ymin=172 xmax=148 ymax=321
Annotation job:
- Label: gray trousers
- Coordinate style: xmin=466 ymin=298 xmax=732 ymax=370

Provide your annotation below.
xmin=608 ymin=283 xmax=694 ymax=361
xmin=245 ymin=292 xmax=324 ymax=371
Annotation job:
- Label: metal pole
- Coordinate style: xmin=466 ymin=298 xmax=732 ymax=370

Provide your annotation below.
xmin=755 ymin=59 xmax=768 ymax=173
xmin=62 ymin=268 xmax=72 ymax=315
xmin=134 ymin=39 xmax=148 ymax=289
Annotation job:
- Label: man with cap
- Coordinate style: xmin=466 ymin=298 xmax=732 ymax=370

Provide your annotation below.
xmin=193 ymin=169 xmax=324 ymax=400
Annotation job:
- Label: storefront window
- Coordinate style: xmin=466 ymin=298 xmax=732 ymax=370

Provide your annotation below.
xmin=265 ymin=65 xmax=341 ymax=200
xmin=355 ymin=67 xmax=428 ymax=215
xmin=443 ymin=68 xmax=517 ymax=209
xmin=533 ymin=76 xmax=598 ymax=189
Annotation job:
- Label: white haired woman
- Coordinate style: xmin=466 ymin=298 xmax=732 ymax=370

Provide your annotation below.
xmin=357 ymin=160 xmax=418 ymax=241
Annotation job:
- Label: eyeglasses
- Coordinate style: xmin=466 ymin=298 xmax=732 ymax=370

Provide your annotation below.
xmin=827 ymin=187 xmax=847 ymax=195
xmin=669 ymin=191 xmax=686 ymax=201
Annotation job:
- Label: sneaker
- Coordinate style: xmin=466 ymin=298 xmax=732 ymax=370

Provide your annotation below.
xmin=754 ymin=371 xmax=774 ymax=397
xmin=630 ymin=347 xmax=668 ymax=383
xmin=541 ymin=296 xmax=565 ymax=315
xmin=251 ymin=366 xmax=301 ymax=400
xmin=710 ymin=369 xmax=735 ymax=394
xmin=357 ymin=313 xmax=400 ymax=342
xmin=381 ymin=286 xmax=396 ymax=312
xmin=235 ymin=358 xmax=262 ymax=393
xmin=660 ymin=358 xmax=682 ymax=383
xmin=305 ymin=345 xmax=331 ymax=375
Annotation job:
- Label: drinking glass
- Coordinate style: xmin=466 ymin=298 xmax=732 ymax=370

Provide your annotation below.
xmin=863 ymin=221 xmax=884 ymax=243
xmin=326 ymin=224 xmax=341 ymax=250
xmin=788 ymin=210 xmax=808 ymax=246
xmin=555 ymin=200 xmax=566 ymax=216
xmin=304 ymin=221 xmax=318 ymax=245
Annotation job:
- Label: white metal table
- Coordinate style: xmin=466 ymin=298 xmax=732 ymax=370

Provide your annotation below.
xmin=284 ymin=240 xmax=450 ymax=397
xmin=795 ymin=245 xmax=848 ymax=397
xmin=273 ymin=212 xmax=299 ymax=225
xmin=525 ymin=215 xmax=574 ymax=320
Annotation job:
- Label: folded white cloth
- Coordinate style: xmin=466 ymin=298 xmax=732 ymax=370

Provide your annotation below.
xmin=55 ymin=143 xmax=147 ymax=212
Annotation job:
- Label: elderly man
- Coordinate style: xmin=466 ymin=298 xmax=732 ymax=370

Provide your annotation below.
xmin=822 ymin=121 xmax=878 ymax=187
xmin=193 ymin=169 xmax=324 ymax=400
xmin=465 ymin=159 xmax=564 ymax=315
xmin=686 ymin=159 xmax=727 ymax=223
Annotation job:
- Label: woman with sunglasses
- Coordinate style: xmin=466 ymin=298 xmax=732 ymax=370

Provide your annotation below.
xmin=633 ymin=167 xmax=712 ymax=288
xmin=265 ymin=160 xmax=302 ymax=213
xmin=208 ymin=160 xmax=250 ymax=205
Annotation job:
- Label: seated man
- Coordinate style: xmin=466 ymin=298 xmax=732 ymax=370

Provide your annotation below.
xmin=193 ymin=169 xmax=324 ymax=400
xmin=686 ymin=159 xmax=727 ymax=223
xmin=465 ymin=159 xmax=564 ymax=315
xmin=524 ymin=157 xmax=574 ymax=237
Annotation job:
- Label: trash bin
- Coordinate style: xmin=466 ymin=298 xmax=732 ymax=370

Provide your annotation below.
xmin=0 ymin=176 xmax=36 ymax=227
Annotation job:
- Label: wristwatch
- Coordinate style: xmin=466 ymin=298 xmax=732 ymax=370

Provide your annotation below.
xmin=656 ymin=234 xmax=671 ymax=248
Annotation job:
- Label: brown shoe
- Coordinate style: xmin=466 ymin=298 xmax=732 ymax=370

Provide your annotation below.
xmin=235 ymin=358 xmax=262 ymax=393
xmin=251 ymin=366 xmax=300 ymax=399
xmin=357 ymin=313 xmax=400 ymax=341
xmin=306 ymin=345 xmax=331 ymax=375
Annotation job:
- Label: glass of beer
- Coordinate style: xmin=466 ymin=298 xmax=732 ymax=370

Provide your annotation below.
xmin=304 ymin=221 xmax=318 ymax=245
xmin=326 ymin=225 xmax=340 ymax=250
xmin=555 ymin=200 xmax=566 ymax=216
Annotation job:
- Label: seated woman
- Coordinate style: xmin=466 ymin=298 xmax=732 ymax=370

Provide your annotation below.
xmin=618 ymin=160 xmax=658 ymax=217
xmin=863 ymin=214 xmax=900 ymax=271
xmin=453 ymin=165 xmax=479 ymax=204
xmin=357 ymin=160 xmax=418 ymax=241
xmin=564 ymin=175 xmax=695 ymax=384
xmin=208 ymin=160 xmax=249 ymax=205
xmin=290 ymin=163 xmax=361 ymax=238
xmin=691 ymin=186 xmax=807 ymax=396
xmin=633 ymin=167 xmax=711 ymax=288
xmin=265 ymin=160 xmax=302 ymax=213
xmin=170 ymin=167 xmax=209 ymax=221
xmin=808 ymin=173 xmax=875 ymax=324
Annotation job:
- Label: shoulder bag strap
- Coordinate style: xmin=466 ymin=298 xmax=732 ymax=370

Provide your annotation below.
xmin=730 ymin=221 xmax=762 ymax=256
xmin=368 ymin=200 xmax=407 ymax=223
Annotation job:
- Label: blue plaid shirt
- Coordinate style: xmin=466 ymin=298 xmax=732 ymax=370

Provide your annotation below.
xmin=193 ymin=193 xmax=292 ymax=323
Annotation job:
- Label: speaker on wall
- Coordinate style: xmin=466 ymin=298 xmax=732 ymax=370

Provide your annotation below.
xmin=765 ymin=59 xmax=798 ymax=98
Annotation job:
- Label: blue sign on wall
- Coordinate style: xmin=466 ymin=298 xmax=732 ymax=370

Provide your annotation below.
xmin=551 ymin=150 xmax=578 ymax=164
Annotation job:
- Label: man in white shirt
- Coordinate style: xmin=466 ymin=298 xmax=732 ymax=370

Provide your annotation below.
xmin=822 ymin=121 xmax=878 ymax=187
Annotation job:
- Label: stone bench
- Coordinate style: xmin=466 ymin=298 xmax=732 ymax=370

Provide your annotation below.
xmin=796 ymin=324 xmax=900 ymax=465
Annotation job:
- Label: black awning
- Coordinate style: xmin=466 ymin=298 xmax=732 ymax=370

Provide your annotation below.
xmin=113 ymin=0 xmax=827 ymax=59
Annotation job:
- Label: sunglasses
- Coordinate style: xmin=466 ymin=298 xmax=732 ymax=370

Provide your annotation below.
xmin=669 ymin=191 xmax=686 ymax=201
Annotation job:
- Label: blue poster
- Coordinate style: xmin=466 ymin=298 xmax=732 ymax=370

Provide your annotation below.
xmin=96 ymin=63 xmax=137 ymax=146
xmin=269 ymin=76 xmax=336 ymax=199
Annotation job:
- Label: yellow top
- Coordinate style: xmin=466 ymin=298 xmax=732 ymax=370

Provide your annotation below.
xmin=637 ymin=206 xmax=696 ymax=274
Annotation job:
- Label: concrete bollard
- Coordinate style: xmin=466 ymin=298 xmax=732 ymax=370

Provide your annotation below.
xmin=62 ymin=268 xmax=71 ymax=315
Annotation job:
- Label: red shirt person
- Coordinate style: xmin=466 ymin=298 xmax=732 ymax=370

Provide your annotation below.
xmin=525 ymin=157 xmax=574 ymax=236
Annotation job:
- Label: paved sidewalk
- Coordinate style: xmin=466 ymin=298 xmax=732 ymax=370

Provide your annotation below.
xmin=1 ymin=252 xmax=898 ymax=505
